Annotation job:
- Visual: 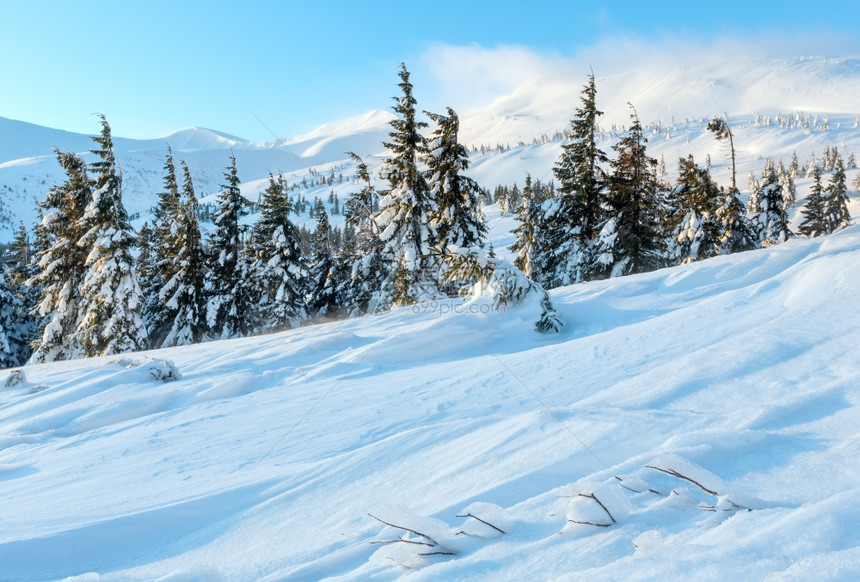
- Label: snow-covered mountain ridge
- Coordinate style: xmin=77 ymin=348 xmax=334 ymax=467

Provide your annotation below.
xmin=3 ymin=54 xmax=860 ymax=241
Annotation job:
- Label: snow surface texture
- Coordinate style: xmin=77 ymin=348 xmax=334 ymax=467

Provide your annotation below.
xmin=2 ymin=225 xmax=860 ymax=580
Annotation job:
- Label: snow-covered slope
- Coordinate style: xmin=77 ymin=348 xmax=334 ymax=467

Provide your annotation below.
xmin=2 ymin=224 xmax=860 ymax=580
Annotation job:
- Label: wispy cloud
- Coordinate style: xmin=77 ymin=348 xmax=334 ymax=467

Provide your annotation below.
xmin=417 ymin=32 xmax=860 ymax=116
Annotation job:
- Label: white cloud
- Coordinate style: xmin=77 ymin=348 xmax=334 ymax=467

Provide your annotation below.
xmin=417 ymin=32 xmax=860 ymax=115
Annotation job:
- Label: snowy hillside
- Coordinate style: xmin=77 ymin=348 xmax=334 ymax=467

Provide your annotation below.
xmin=2 ymin=222 xmax=860 ymax=580
xmin=3 ymin=54 xmax=860 ymax=242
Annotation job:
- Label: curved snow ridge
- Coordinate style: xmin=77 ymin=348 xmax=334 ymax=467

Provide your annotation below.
xmin=0 ymin=482 xmax=275 ymax=581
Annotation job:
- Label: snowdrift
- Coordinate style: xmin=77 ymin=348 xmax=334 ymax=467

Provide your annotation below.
xmin=2 ymin=225 xmax=860 ymax=580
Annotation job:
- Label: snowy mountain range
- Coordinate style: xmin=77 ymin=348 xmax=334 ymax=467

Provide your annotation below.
xmin=2 ymin=53 xmax=860 ymax=580
xmin=2 ymin=55 xmax=860 ymax=242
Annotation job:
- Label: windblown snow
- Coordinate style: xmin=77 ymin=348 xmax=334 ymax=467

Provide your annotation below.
xmin=2 ymin=223 xmax=860 ymax=580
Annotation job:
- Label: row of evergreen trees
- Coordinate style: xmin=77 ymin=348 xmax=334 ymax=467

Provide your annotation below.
xmin=0 ymin=69 xmax=855 ymax=368
xmin=507 ymin=75 xmax=852 ymax=287
xmin=0 ymin=65 xmax=492 ymax=367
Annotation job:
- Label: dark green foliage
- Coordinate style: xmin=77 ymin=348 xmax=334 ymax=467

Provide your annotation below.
xmin=308 ymin=201 xmax=340 ymax=317
xmin=424 ymin=107 xmax=487 ymax=249
xmin=375 ymin=63 xmax=437 ymax=305
xmin=553 ymin=72 xmax=608 ymax=242
xmin=206 ymin=152 xmax=252 ymax=339
xmin=750 ymin=159 xmax=792 ymax=246
xmin=716 ymin=187 xmax=757 ymax=254
xmin=534 ymin=72 xmax=608 ymax=287
xmin=509 ymin=174 xmax=540 ymax=278
xmin=798 ymin=166 xmax=828 ymax=237
xmin=595 ymin=105 xmax=664 ymax=276
xmin=824 ymin=154 xmax=851 ymax=232
xmin=158 ymin=162 xmax=208 ymax=346
xmin=29 ymin=150 xmax=92 ymax=362
xmin=75 ymin=115 xmax=148 ymax=356
xmin=664 ymin=155 xmax=724 ymax=264
xmin=247 ymin=173 xmax=309 ymax=330
xmin=340 ymin=153 xmax=390 ymax=315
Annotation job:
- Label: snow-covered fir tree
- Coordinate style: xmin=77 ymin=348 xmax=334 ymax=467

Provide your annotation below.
xmin=135 ymin=221 xmax=156 ymax=322
xmin=534 ymin=72 xmax=608 ymax=287
xmin=75 ymin=115 xmax=148 ymax=357
xmin=716 ymin=187 xmax=757 ymax=254
xmin=340 ymin=153 xmax=389 ymax=316
xmin=374 ymin=63 xmax=438 ymax=305
xmin=423 ymin=107 xmax=487 ymax=249
xmin=206 ymin=153 xmax=253 ymax=339
xmin=3 ymin=222 xmax=38 ymax=365
xmin=28 ymin=150 xmax=92 ymax=362
xmin=509 ymin=174 xmax=540 ymax=278
xmin=823 ymin=153 xmax=851 ymax=232
xmin=751 ymin=158 xmax=792 ymax=246
xmin=247 ymin=173 xmax=309 ymax=331
xmin=144 ymin=147 xmax=185 ymax=344
xmin=663 ymin=155 xmax=723 ymax=264
xmin=158 ymin=162 xmax=208 ymax=346
xmin=805 ymin=151 xmax=817 ymax=178
xmin=0 ymin=269 xmax=29 ymax=368
xmin=789 ymin=151 xmax=799 ymax=178
xmin=779 ymin=163 xmax=797 ymax=208
xmin=307 ymin=201 xmax=339 ymax=317
xmin=798 ymin=165 xmax=828 ymax=237
xmin=593 ymin=105 xmax=664 ymax=277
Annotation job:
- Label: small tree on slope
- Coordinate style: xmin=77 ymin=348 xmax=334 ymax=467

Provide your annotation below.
xmin=824 ymin=154 xmax=851 ymax=232
xmin=798 ymin=166 xmax=828 ymax=238
xmin=509 ymin=174 xmax=540 ymax=278
xmin=750 ymin=158 xmax=792 ymax=247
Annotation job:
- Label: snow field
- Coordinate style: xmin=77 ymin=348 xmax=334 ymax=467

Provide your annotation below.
xmin=1 ymin=225 xmax=860 ymax=579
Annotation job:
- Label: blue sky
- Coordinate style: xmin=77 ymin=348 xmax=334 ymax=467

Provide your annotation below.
xmin=2 ymin=0 xmax=859 ymax=141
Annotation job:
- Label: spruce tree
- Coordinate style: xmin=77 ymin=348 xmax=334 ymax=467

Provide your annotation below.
xmin=206 ymin=152 xmax=252 ymax=339
xmin=75 ymin=115 xmax=148 ymax=357
xmin=535 ymin=72 xmax=608 ymax=287
xmin=6 ymin=221 xmax=38 ymax=363
xmin=307 ymin=201 xmax=339 ymax=317
xmin=798 ymin=166 xmax=828 ymax=237
xmin=509 ymin=174 xmax=540 ymax=278
xmin=823 ymin=153 xmax=851 ymax=232
xmin=247 ymin=173 xmax=309 ymax=332
xmin=29 ymin=150 xmax=92 ymax=362
xmin=716 ymin=187 xmax=757 ymax=254
xmin=594 ymin=105 xmax=663 ymax=277
xmin=374 ymin=63 xmax=437 ymax=305
xmin=159 ymin=162 xmax=208 ymax=346
xmin=424 ymin=107 xmax=487 ymax=249
xmin=135 ymin=221 xmax=156 ymax=314
xmin=664 ymin=155 xmax=723 ymax=264
xmin=751 ymin=158 xmax=792 ymax=246
xmin=340 ymin=153 xmax=389 ymax=315
xmin=0 ymin=269 xmax=29 ymax=368
xmin=146 ymin=147 xmax=184 ymax=343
